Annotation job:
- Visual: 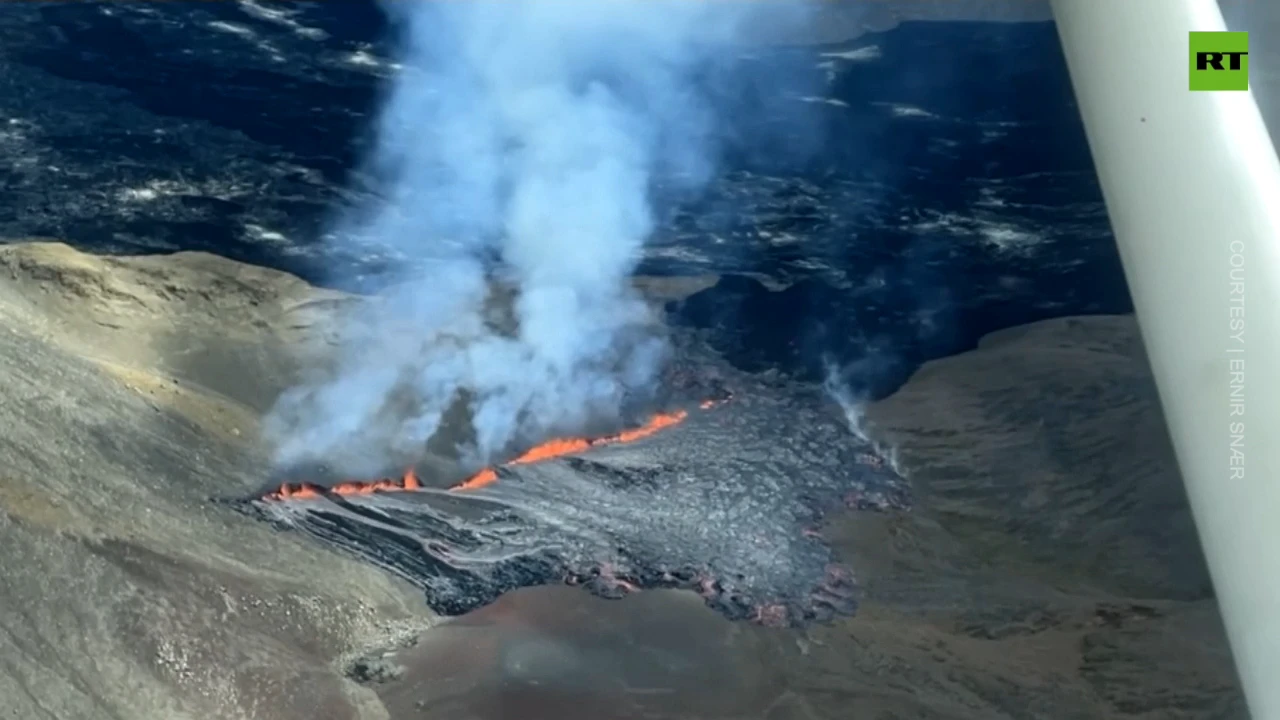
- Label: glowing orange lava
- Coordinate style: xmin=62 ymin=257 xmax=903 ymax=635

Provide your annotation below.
xmin=449 ymin=409 xmax=690 ymax=492
xmin=263 ymin=469 xmax=422 ymax=502
xmin=260 ymin=397 xmax=727 ymax=502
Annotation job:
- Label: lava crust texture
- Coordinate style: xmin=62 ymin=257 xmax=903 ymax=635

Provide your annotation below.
xmin=240 ymin=350 xmax=909 ymax=627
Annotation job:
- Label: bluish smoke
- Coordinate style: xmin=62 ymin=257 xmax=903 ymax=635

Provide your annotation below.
xmin=265 ymin=1 xmax=814 ymax=475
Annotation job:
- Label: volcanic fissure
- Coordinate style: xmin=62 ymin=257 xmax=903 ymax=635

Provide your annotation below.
xmin=260 ymin=396 xmax=729 ymax=502
xmin=241 ymin=361 xmax=910 ymax=628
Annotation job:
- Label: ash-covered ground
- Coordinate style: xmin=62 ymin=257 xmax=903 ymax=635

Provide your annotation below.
xmin=243 ymin=339 xmax=908 ymax=627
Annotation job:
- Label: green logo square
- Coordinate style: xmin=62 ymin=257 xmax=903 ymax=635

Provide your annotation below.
xmin=1190 ymin=31 xmax=1249 ymax=91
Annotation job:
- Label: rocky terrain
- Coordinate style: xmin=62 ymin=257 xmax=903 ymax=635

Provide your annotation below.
xmin=0 ymin=241 xmax=1245 ymax=719
xmin=0 ymin=1 xmax=1267 ymax=717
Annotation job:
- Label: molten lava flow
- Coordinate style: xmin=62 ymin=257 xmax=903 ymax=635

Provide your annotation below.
xmin=261 ymin=398 xmax=728 ymax=502
xmin=450 ymin=409 xmax=691 ymax=492
xmin=263 ymin=469 xmax=421 ymax=502
xmin=452 ymin=467 xmax=497 ymax=492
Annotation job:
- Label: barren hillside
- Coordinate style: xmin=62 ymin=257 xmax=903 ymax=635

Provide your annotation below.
xmin=0 ymin=242 xmax=1244 ymax=719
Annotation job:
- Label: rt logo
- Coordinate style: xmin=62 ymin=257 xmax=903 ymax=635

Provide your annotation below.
xmin=1190 ymin=31 xmax=1249 ymax=91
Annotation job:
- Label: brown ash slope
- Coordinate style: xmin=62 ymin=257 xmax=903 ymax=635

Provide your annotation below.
xmin=0 ymin=242 xmax=433 ymax=720
xmin=864 ymin=317 xmax=1210 ymax=602
xmin=782 ymin=315 xmax=1239 ymax=720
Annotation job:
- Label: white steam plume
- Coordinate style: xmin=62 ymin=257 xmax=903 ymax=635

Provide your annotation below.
xmin=266 ymin=1 xmax=812 ymax=476
xmin=823 ymin=355 xmax=903 ymax=476
xmin=823 ymin=356 xmax=871 ymax=443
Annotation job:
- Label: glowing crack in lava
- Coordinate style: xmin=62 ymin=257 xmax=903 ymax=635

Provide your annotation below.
xmin=241 ymin=361 xmax=910 ymax=628
xmin=260 ymin=405 xmax=711 ymax=502
xmin=452 ymin=407 xmax=696 ymax=492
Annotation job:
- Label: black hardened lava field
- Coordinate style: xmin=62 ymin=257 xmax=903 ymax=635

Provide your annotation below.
xmin=236 ymin=338 xmax=909 ymax=628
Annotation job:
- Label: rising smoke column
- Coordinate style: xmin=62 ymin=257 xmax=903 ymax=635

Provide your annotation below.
xmin=266 ymin=1 xmax=812 ymax=476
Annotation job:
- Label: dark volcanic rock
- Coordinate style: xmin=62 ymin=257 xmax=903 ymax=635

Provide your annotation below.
xmin=0 ymin=2 xmax=1134 ymax=403
xmin=0 ymin=4 xmax=1126 ymax=313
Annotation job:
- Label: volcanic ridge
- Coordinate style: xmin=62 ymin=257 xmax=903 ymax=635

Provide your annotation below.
xmin=239 ymin=349 xmax=910 ymax=627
